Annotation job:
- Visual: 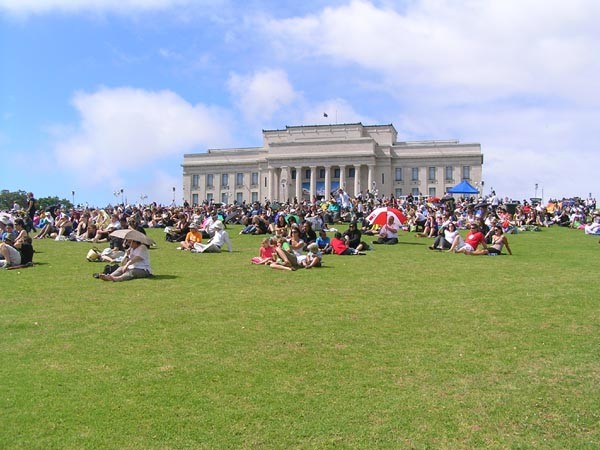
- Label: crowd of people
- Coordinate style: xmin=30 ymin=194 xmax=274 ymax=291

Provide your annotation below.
xmin=1 ymin=189 xmax=598 ymax=273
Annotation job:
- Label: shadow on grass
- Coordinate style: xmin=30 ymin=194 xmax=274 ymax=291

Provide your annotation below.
xmin=149 ymin=274 xmax=178 ymax=280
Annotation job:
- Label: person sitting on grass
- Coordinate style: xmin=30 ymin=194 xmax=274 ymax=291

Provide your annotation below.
xmin=316 ymin=229 xmax=333 ymax=254
xmin=96 ymin=238 xmax=152 ymax=282
xmin=0 ymin=234 xmax=21 ymax=268
xmin=373 ymin=215 xmax=399 ymax=245
xmin=177 ymin=223 xmax=203 ymax=251
xmin=251 ymin=237 xmax=275 ymax=265
xmin=429 ymin=221 xmax=459 ymax=251
xmin=471 ymin=226 xmax=512 ymax=256
xmin=53 ymin=212 xmax=73 ymax=240
xmin=270 ymin=239 xmax=301 ymax=271
xmin=301 ymin=243 xmax=323 ymax=269
xmin=343 ymin=221 xmax=368 ymax=252
xmin=11 ymin=218 xmax=29 ymax=249
xmin=448 ymin=222 xmax=487 ymax=254
xmin=192 ymin=221 xmax=232 ymax=253
xmin=35 ymin=211 xmax=55 ymax=239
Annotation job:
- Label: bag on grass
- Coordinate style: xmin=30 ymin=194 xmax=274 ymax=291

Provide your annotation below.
xmin=103 ymin=264 xmax=120 ymax=275
xmin=86 ymin=247 xmax=101 ymax=262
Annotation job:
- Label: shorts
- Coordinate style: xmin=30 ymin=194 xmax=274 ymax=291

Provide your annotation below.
xmin=487 ymin=247 xmax=501 ymax=255
xmin=457 ymin=242 xmax=474 ymax=253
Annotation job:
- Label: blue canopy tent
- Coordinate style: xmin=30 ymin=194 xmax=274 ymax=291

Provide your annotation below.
xmin=448 ymin=180 xmax=479 ymax=195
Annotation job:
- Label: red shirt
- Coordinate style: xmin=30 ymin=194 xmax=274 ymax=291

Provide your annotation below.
xmin=465 ymin=231 xmax=485 ymax=249
xmin=331 ymin=237 xmax=349 ymax=255
xmin=260 ymin=246 xmax=274 ymax=259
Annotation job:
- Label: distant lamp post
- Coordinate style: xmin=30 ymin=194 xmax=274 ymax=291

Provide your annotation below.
xmin=71 ymin=190 xmax=75 ymax=207
xmin=113 ymin=189 xmax=124 ymax=205
xmin=140 ymin=194 xmax=148 ymax=204
xmin=535 ymin=183 xmax=539 ymax=199
xmin=172 ymin=187 xmax=176 ymax=206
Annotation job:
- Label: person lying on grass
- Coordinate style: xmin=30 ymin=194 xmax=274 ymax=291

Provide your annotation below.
xmin=331 ymin=232 xmax=365 ymax=255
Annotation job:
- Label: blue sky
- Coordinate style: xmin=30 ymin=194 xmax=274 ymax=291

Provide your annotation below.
xmin=1 ymin=0 xmax=599 ymax=207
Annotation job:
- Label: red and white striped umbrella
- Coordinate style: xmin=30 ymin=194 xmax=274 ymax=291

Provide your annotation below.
xmin=366 ymin=207 xmax=407 ymax=227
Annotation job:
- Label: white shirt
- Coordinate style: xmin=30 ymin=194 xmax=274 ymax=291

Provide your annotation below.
xmin=209 ymin=229 xmax=232 ymax=252
xmin=129 ymin=244 xmax=151 ymax=272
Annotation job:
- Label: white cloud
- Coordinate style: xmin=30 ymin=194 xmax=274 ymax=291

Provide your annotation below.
xmin=227 ymin=69 xmax=300 ymax=124
xmin=54 ymin=87 xmax=232 ymax=188
xmin=260 ymin=0 xmax=600 ymax=104
xmin=254 ymin=0 xmax=600 ymax=199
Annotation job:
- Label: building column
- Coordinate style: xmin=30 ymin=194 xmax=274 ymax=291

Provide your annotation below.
xmin=368 ymin=165 xmax=375 ymax=193
xmin=354 ymin=164 xmax=362 ymax=197
xmin=339 ymin=165 xmax=346 ymax=191
xmin=280 ymin=166 xmax=289 ymax=203
xmin=294 ymin=166 xmax=302 ymax=203
xmin=309 ymin=166 xmax=317 ymax=202
xmin=324 ymin=165 xmax=331 ymax=199
xmin=268 ymin=168 xmax=275 ymax=202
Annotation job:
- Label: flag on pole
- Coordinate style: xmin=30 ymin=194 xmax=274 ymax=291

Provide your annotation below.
xmin=323 ymin=112 xmax=328 ymax=117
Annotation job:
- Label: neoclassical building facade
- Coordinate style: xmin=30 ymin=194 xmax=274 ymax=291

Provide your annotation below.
xmin=182 ymin=123 xmax=483 ymax=205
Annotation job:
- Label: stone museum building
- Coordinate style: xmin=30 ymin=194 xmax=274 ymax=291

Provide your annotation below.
xmin=182 ymin=123 xmax=483 ymax=206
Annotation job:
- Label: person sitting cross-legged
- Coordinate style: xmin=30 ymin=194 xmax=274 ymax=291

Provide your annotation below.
xmin=97 ymin=238 xmax=152 ymax=282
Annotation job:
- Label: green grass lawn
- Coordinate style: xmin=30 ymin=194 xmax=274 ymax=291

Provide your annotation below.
xmin=1 ymin=226 xmax=598 ymax=449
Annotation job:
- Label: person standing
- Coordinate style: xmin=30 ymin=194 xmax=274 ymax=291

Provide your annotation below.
xmin=26 ymin=192 xmax=37 ymax=232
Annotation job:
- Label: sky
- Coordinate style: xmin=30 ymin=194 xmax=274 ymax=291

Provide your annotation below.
xmin=1 ymin=0 xmax=599 ymax=207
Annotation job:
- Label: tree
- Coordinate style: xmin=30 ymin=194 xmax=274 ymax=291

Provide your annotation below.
xmin=0 ymin=189 xmax=27 ymax=211
xmin=0 ymin=190 xmax=73 ymax=212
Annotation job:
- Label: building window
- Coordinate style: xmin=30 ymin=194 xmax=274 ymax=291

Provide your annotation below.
xmin=221 ymin=192 xmax=228 ymax=204
xmin=236 ymin=192 xmax=243 ymax=204
xmin=348 ymin=168 xmax=355 ymax=178
xmin=236 ymin=173 xmax=244 ymax=186
xmin=462 ymin=166 xmax=471 ymax=180
xmin=429 ymin=187 xmax=436 ymax=197
xmin=305 ymin=169 xmax=311 ymax=179
xmin=428 ymin=167 xmax=436 ymax=181
xmin=319 ymin=168 xmax=325 ymax=179
xmin=412 ymin=188 xmax=420 ymax=196
xmin=411 ymin=168 xmax=419 ymax=181
xmin=221 ymin=173 xmax=229 ymax=187
xmin=291 ymin=170 xmax=296 ymax=180
xmin=445 ymin=166 xmax=453 ymax=181
xmin=251 ymin=172 xmax=258 ymax=185
xmin=264 ymin=176 xmax=267 ymax=188
xmin=251 ymin=192 xmax=258 ymax=203
xmin=192 ymin=193 xmax=198 ymax=206
xmin=381 ymin=173 xmax=385 ymax=185
xmin=395 ymin=168 xmax=403 ymax=181
xmin=206 ymin=174 xmax=214 ymax=189
xmin=206 ymin=193 xmax=213 ymax=203
xmin=334 ymin=168 xmax=341 ymax=178
xmin=395 ymin=188 xmax=403 ymax=197
xmin=191 ymin=174 xmax=199 ymax=188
